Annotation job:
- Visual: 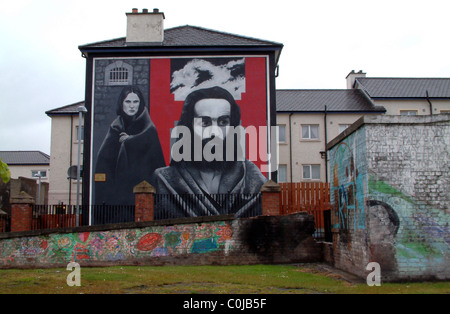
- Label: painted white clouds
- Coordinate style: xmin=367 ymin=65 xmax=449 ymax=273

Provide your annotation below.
xmin=170 ymin=58 xmax=246 ymax=101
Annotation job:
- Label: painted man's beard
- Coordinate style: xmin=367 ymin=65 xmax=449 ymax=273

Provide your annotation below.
xmin=192 ymin=137 xmax=229 ymax=171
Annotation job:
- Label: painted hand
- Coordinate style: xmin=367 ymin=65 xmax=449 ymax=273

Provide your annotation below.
xmin=119 ymin=132 xmax=130 ymax=143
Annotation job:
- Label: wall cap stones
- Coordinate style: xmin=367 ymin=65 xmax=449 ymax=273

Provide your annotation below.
xmin=327 ymin=113 xmax=450 ymax=150
xmin=10 ymin=191 xmax=35 ymax=205
xmin=260 ymin=180 xmax=281 ymax=192
xmin=133 ymin=180 xmax=155 ymax=194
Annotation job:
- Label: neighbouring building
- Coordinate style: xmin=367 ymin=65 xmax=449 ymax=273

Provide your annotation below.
xmin=277 ymin=72 xmax=450 ymax=183
xmin=45 ymin=101 xmax=86 ymax=205
xmin=347 ymin=70 xmax=450 ymax=116
xmin=0 ymin=151 xmax=50 ymax=183
xmin=0 ymin=151 xmax=50 ymax=206
xmin=276 ymin=89 xmax=385 ymax=183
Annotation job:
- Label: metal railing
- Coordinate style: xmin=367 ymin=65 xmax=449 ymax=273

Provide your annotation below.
xmin=154 ymin=193 xmax=262 ymax=220
xmin=31 ymin=204 xmax=135 ymax=230
xmin=0 ymin=214 xmax=9 ymax=232
xmin=23 ymin=193 xmax=261 ymax=232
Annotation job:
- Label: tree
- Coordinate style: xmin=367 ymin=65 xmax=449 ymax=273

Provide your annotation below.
xmin=0 ymin=159 xmax=11 ymax=184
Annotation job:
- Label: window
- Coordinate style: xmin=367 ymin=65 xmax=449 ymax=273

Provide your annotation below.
xmin=440 ymin=110 xmax=450 ymax=114
xmin=278 ymin=125 xmax=286 ymax=143
xmin=400 ymin=110 xmax=418 ymax=116
xmin=31 ymin=170 xmax=47 ymax=178
xmin=278 ymin=165 xmax=287 ymax=182
xmin=303 ymin=164 xmax=320 ymax=180
xmin=302 ymin=125 xmax=319 ymax=140
xmin=105 ymin=61 xmax=133 ymax=86
xmin=339 ymin=124 xmax=352 ymax=133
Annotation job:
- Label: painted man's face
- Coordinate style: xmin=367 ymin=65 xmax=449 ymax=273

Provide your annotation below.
xmin=122 ymin=92 xmax=140 ymax=116
xmin=193 ymin=98 xmax=231 ymax=140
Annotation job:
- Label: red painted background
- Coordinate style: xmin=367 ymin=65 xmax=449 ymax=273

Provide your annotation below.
xmin=149 ymin=57 xmax=268 ymax=174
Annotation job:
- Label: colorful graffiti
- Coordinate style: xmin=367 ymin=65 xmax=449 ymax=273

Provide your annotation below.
xmin=330 ymin=119 xmax=449 ymax=280
xmin=368 ymin=175 xmax=450 ymax=274
xmin=0 ymin=221 xmax=233 ymax=267
xmin=330 ymin=129 xmax=367 ymax=231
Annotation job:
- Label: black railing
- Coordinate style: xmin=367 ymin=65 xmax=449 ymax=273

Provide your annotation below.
xmin=154 ymin=193 xmax=262 ymax=220
xmin=32 ymin=204 xmax=80 ymax=230
xmin=90 ymin=204 xmax=135 ymax=225
xmin=23 ymin=193 xmax=261 ymax=232
xmin=31 ymin=204 xmax=135 ymax=230
xmin=0 ymin=214 xmax=10 ymax=232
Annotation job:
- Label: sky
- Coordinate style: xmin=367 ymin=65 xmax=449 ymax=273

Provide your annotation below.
xmin=0 ymin=0 xmax=449 ymax=155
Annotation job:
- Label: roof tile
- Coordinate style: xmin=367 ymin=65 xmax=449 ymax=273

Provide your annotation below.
xmin=356 ymin=78 xmax=450 ymax=98
xmin=0 ymin=151 xmax=50 ymax=165
xmin=276 ymin=89 xmax=385 ymax=112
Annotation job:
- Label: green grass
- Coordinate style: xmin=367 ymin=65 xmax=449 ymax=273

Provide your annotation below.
xmin=0 ymin=264 xmax=448 ymax=294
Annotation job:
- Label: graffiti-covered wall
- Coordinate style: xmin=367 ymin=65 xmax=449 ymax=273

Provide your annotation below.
xmin=89 ymin=56 xmax=272 ymax=219
xmin=328 ymin=114 xmax=450 ymax=281
xmin=0 ymin=213 xmax=322 ymax=268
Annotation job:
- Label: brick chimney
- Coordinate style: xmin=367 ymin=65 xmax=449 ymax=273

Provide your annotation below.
xmin=346 ymin=70 xmax=366 ymax=89
xmin=126 ymin=8 xmax=165 ymax=45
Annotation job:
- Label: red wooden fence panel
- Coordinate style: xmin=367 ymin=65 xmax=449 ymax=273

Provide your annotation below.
xmin=280 ymin=182 xmax=331 ymax=240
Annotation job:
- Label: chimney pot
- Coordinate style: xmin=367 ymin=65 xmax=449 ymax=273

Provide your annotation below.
xmin=132 ymin=8 xmax=138 ymax=13
xmin=346 ymin=70 xmax=366 ymax=89
xmin=126 ymin=8 xmax=165 ymax=44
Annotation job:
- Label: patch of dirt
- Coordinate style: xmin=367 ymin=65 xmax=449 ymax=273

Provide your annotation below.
xmin=293 ymin=263 xmax=365 ymax=284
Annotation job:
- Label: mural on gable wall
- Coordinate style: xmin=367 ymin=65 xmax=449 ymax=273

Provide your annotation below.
xmin=91 ymin=56 xmax=271 ymax=219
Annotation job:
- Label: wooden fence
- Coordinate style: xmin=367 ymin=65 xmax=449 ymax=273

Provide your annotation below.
xmin=280 ymin=182 xmax=332 ymax=241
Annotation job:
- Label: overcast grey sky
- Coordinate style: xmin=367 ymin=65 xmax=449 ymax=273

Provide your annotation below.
xmin=1 ymin=0 xmax=449 ymax=155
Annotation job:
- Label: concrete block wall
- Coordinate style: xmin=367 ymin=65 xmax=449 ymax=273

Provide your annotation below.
xmin=328 ymin=114 xmax=450 ymax=281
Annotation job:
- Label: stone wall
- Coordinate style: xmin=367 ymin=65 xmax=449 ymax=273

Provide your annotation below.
xmin=0 ymin=213 xmax=323 ymax=269
xmin=327 ymin=114 xmax=450 ymax=282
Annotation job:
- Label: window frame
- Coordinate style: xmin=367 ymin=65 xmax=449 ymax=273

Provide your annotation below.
xmin=31 ymin=170 xmax=47 ymax=178
xmin=302 ymin=164 xmax=320 ymax=180
xmin=301 ymin=124 xmax=319 ymax=140
xmin=278 ymin=124 xmax=286 ymax=143
xmin=399 ymin=110 xmax=418 ymax=116
xmin=278 ymin=164 xmax=287 ymax=183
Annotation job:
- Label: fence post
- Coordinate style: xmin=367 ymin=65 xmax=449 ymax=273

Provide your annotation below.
xmin=133 ymin=181 xmax=155 ymax=222
xmin=10 ymin=191 xmax=35 ymax=232
xmin=260 ymin=180 xmax=282 ymax=216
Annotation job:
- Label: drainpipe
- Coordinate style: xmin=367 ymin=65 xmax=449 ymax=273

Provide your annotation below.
xmin=426 ymin=90 xmax=433 ymax=115
xmin=289 ymin=113 xmax=293 ymax=183
xmin=69 ymin=115 xmax=73 ymax=205
xmin=324 ymin=106 xmax=328 ymax=183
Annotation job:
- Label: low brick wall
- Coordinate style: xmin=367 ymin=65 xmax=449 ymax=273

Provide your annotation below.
xmin=0 ymin=212 xmax=323 ymax=269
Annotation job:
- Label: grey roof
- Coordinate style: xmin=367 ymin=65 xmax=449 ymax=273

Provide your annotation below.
xmin=276 ymin=89 xmax=386 ymax=113
xmin=79 ymin=25 xmax=283 ymax=49
xmin=0 ymin=151 xmax=50 ymax=165
xmin=46 ymin=101 xmax=85 ymax=116
xmin=355 ymin=78 xmax=450 ymax=98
